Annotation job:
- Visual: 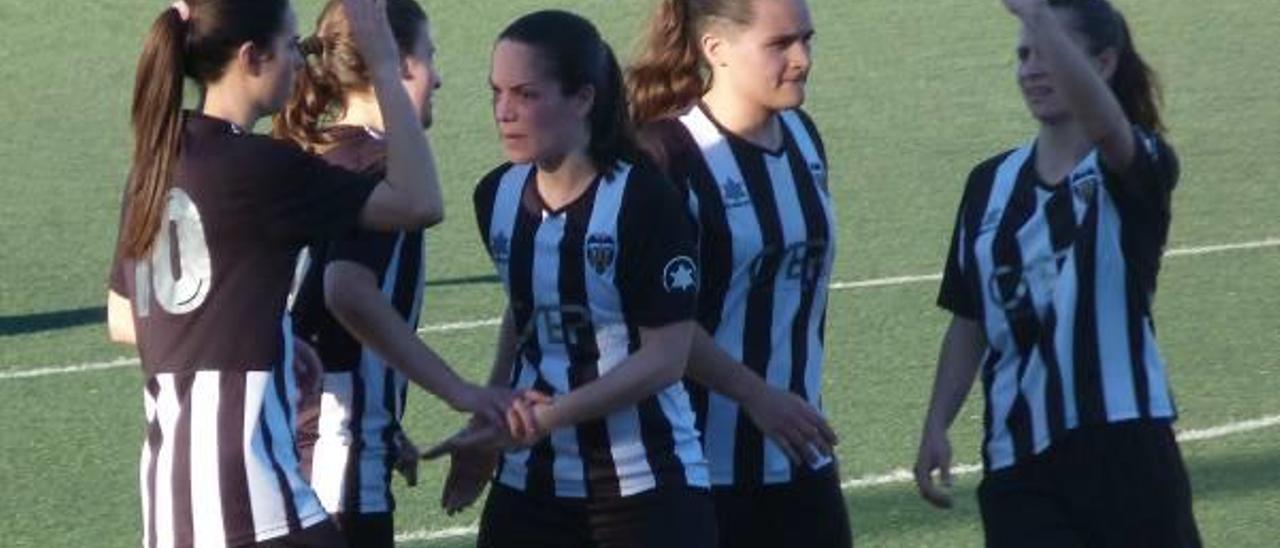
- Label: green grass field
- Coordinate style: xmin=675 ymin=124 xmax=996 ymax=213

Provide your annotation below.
xmin=1 ymin=0 xmax=1277 ymax=546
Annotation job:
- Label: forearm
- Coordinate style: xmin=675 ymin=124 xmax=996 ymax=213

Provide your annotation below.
xmin=330 ymin=281 xmax=468 ymax=405
xmin=486 ymin=308 xmax=519 ymax=388
xmin=368 ymin=65 xmax=443 ymax=225
xmin=542 ymin=322 xmax=693 ymax=430
xmin=922 ymin=317 xmax=986 ymax=433
xmin=684 ymin=326 xmax=767 ymax=404
xmin=1019 ymin=5 xmax=1132 ymax=152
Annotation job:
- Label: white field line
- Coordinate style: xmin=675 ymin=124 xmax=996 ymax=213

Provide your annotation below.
xmin=2 ymin=237 xmax=1277 ymax=381
xmin=392 ymin=413 xmax=1280 ymax=545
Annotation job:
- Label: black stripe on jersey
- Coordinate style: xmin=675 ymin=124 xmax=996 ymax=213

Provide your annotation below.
xmin=145 ymin=378 xmax=162 ymax=548
xmin=1038 ymin=189 xmax=1077 ymax=440
xmin=1125 ymin=275 xmax=1152 ymax=419
xmin=1071 ymin=195 xmax=1107 ymax=425
xmin=990 ymin=167 xmax=1039 ymax=463
xmin=379 ymin=367 xmax=399 ymax=500
xmin=733 ymin=142 xmax=786 ymax=488
xmin=258 ymin=411 xmax=302 ymax=534
xmin=783 ymin=125 xmax=828 ymax=405
xmin=559 ymin=187 xmax=622 ymax=499
xmin=959 ymin=157 xmax=1004 ymax=472
xmin=979 ymin=349 xmax=1003 ymax=472
xmin=217 ymin=373 xmax=254 ymax=541
xmin=343 ymin=363 xmax=368 ymax=509
xmin=171 ymin=374 xmax=196 ymax=548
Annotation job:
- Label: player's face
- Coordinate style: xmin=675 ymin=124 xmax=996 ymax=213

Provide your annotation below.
xmin=401 ymin=23 xmax=442 ymax=129
xmin=1016 ymin=9 xmax=1100 ymax=125
xmin=254 ymin=7 xmax=304 ymax=115
xmin=490 ymin=40 xmax=591 ymax=165
xmin=712 ymin=0 xmax=814 ymax=112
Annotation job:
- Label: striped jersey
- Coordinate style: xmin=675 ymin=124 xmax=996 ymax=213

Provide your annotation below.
xmin=473 ymin=160 xmax=709 ymax=499
xmin=937 ymin=128 xmax=1180 ymax=472
xmin=643 ymin=105 xmax=837 ymax=487
xmin=109 ymin=112 xmax=379 ymax=547
xmin=290 ymin=126 xmax=421 ymax=515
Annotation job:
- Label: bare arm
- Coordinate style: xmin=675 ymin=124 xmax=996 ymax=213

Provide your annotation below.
xmin=914 ymin=315 xmax=987 ymax=508
xmin=107 ymin=290 xmax=136 ymax=345
xmin=1007 ymin=0 xmax=1135 ymax=170
xmin=324 ymin=261 xmax=508 ymax=425
xmin=685 ymin=327 xmax=837 ymax=463
xmin=536 ymin=321 xmax=695 ymax=432
xmin=344 ymin=0 xmax=444 ymax=230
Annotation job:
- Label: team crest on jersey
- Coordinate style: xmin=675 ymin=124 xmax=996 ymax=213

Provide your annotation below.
xmin=721 ymin=178 xmax=751 ymax=209
xmin=663 ymin=256 xmax=698 ymax=293
xmin=490 ymin=231 xmax=511 ymax=264
xmin=586 ymin=233 xmax=616 ymax=275
xmin=1070 ymin=168 xmax=1101 ymax=204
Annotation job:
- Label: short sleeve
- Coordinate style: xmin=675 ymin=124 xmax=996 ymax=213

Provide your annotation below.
xmin=1100 ymin=127 xmax=1179 ymax=203
xmin=617 ymin=167 xmax=699 ymax=328
xmin=936 ymin=165 xmax=991 ymax=321
xmin=326 ymin=228 xmax=400 ymax=275
xmin=258 ymin=142 xmax=380 ymax=245
xmin=473 ymin=164 xmax=510 ymax=256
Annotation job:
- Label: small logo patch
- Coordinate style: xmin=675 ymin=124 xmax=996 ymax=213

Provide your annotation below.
xmin=490 ymin=232 xmax=511 ymax=264
xmin=663 ymin=256 xmax=698 ymax=293
xmin=721 ymin=178 xmax=751 ymax=209
xmin=585 ymin=233 xmax=616 ymax=275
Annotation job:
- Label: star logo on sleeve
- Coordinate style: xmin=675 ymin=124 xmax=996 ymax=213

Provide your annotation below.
xmin=663 ymin=256 xmax=698 ymax=293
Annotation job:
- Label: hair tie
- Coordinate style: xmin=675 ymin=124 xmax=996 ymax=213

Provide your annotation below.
xmin=170 ymin=1 xmax=191 ymax=22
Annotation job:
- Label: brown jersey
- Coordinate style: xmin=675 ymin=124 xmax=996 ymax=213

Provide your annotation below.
xmin=109 ymin=112 xmax=379 ymax=548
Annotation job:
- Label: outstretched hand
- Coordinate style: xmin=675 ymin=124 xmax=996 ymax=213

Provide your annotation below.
xmin=743 ymin=385 xmax=838 ymax=466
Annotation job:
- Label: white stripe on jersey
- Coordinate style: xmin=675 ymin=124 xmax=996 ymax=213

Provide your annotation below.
xmin=189 ymin=371 xmax=226 ymax=548
xmin=243 ymin=371 xmax=289 ymax=540
xmin=140 ymin=386 xmax=157 ymax=548
xmin=153 ymin=375 xmax=180 ymax=548
xmin=497 ymin=360 xmax=539 ymax=490
xmin=310 ymin=373 xmax=355 ymax=513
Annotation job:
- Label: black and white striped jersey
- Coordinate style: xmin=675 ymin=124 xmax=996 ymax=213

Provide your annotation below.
xmin=643 ymin=105 xmax=837 ymax=487
xmin=938 ymin=128 xmax=1180 ymax=472
xmin=473 ymin=160 xmax=709 ymax=499
xmin=109 ymin=112 xmax=380 ymax=547
xmin=290 ymin=126 xmax=420 ymax=515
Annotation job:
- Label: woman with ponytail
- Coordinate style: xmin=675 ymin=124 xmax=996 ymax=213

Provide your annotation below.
xmin=106 ymin=0 xmax=442 ymax=545
xmin=914 ymin=1 xmax=1200 ymax=546
xmin=626 ymin=1 xmax=852 ymax=547
xmin=273 ymin=2 xmax=516 ymax=546
xmin=423 ymin=10 xmax=717 ymax=548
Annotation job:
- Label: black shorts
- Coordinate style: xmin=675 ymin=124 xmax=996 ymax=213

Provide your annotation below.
xmin=335 ymin=512 xmax=393 ymax=548
xmin=978 ymin=420 xmax=1201 ymax=548
xmin=710 ymin=464 xmax=852 ymax=548
xmin=478 ymin=483 xmax=717 ymax=548
xmin=249 ymin=520 xmax=345 ymax=548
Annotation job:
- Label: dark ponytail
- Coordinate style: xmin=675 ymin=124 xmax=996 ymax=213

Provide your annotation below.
xmin=273 ymin=0 xmax=429 ymax=151
xmin=498 ymin=10 xmax=639 ymax=174
xmin=626 ymin=0 xmax=757 ymax=126
xmin=123 ymin=9 xmax=187 ymax=259
xmin=1051 ymin=0 xmax=1164 ymax=133
xmin=123 ymin=0 xmax=290 ymax=258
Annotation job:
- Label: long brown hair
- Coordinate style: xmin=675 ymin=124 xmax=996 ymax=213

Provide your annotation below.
xmin=626 ymin=0 xmax=757 ymax=126
xmin=272 ymin=0 xmax=428 ymax=152
xmin=123 ymin=0 xmax=289 ymax=258
xmin=1051 ymin=0 xmax=1164 ymax=133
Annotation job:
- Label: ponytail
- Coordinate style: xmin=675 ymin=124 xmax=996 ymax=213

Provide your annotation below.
xmin=1108 ymin=15 xmax=1164 ymax=133
xmin=123 ymin=9 xmax=188 ymax=258
xmin=272 ymin=0 xmax=429 ymax=151
xmin=1050 ymin=0 xmax=1164 ymax=133
xmin=627 ymin=0 xmax=705 ymax=126
xmin=273 ymin=34 xmax=345 ymax=151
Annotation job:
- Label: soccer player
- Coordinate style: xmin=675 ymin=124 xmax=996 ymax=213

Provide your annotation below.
xmin=913 ymin=1 xmax=1200 ymax=546
xmin=272 ymin=1 xmax=514 ymax=546
xmin=624 ymin=1 xmax=853 ymax=546
xmin=105 ymin=0 xmax=440 ymax=545
xmin=427 ymin=10 xmax=717 ymax=548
